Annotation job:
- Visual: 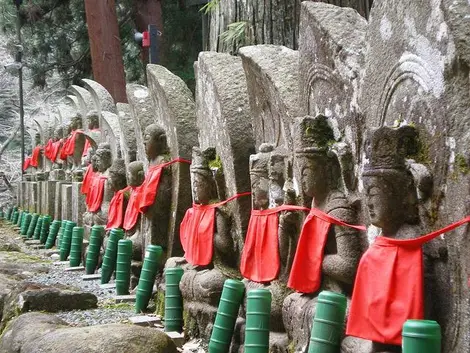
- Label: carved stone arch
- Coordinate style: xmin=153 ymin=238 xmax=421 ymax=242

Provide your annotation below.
xmin=195 ymin=52 xmax=255 ymax=253
xmin=146 ymin=64 xmax=198 ymax=257
xmin=82 ymin=79 xmax=117 ymax=116
xmin=116 ymin=103 xmax=137 ymax=165
xmin=68 ymin=85 xmax=95 ymax=119
xmin=101 ymin=111 xmax=123 ymax=160
xmin=126 ymin=84 xmax=154 ymax=170
xmin=239 ymin=45 xmax=301 ymax=151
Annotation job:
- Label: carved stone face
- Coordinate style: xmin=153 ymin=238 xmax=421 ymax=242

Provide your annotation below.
xmin=298 ymin=155 xmax=328 ymax=198
xmin=91 ymin=149 xmax=111 ymax=173
xmin=71 ymin=115 xmax=83 ymax=130
xmin=127 ymin=162 xmax=145 ymax=187
xmin=109 ymin=170 xmax=126 ymax=192
xmin=143 ymin=126 xmax=167 ymax=160
xmin=251 ymin=174 xmax=269 ymax=209
xmin=192 ymin=172 xmax=213 ymax=205
xmin=87 ymin=114 xmax=99 ymax=130
xmin=363 ymin=175 xmax=407 ymax=232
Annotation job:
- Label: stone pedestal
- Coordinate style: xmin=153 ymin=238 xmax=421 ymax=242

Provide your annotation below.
xmin=71 ymin=182 xmax=86 ymax=226
xmin=42 ymin=181 xmax=57 ymax=217
xmin=28 ymin=182 xmax=38 ymax=213
xmin=60 ymin=183 xmax=73 ymax=221
xmin=54 ymin=182 xmax=68 ymax=220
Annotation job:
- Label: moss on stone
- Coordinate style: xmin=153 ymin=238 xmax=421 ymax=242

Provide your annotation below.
xmin=155 ymin=290 xmax=165 ymax=317
xmin=455 ymin=154 xmax=469 ymax=175
xmin=209 ymin=155 xmax=223 ymax=172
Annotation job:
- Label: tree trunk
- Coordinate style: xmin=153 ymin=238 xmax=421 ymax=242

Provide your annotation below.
xmin=134 ymin=0 xmax=164 ymax=65
xmin=84 ymin=0 xmax=127 ymax=103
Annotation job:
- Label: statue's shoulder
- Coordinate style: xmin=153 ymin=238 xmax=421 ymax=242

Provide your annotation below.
xmin=325 ymin=191 xmax=357 ymax=223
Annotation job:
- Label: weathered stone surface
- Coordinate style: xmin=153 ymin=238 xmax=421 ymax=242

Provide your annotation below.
xmin=126 ymin=84 xmax=154 ymax=169
xmin=41 ymin=181 xmax=57 ymax=217
xmin=16 ymin=287 xmax=97 ymax=312
xmin=71 ymin=182 xmax=86 ymax=226
xmin=146 ymin=64 xmax=198 ymax=258
xmin=82 ymin=78 xmax=118 ymax=115
xmin=28 ymin=182 xmax=38 ymax=213
xmin=54 ymin=181 xmax=67 ymax=220
xmin=195 ymin=52 xmax=254 ymax=253
xmin=101 ymin=111 xmax=123 ymax=160
xmin=116 ymin=102 xmax=137 ymax=165
xmin=69 ymin=85 xmax=96 ymax=119
xmin=239 ymin=45 xmax=301 ymax=150
xmin=1 ymin=312 xmax=178 ymax=353
xmin=300 ymin=2 xmax=367 ymax=171
xmin=61 ymin=184 xmax=72 ymax=221
xmin=359 ymin=2 xmax=470 ymax=352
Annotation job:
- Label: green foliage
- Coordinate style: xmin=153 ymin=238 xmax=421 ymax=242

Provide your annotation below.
xmin=219 ymin=21 xmax=248 ymax=54
xmin=200 ymin=0 xmax=220 ymax=14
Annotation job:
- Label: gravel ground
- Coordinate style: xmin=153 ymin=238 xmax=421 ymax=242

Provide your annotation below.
xmin=5 ymin=228 xmax=138 ymax=327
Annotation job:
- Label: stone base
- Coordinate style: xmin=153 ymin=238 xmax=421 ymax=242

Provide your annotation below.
xmin=165 ymin=331 xmax=185 ymax=348
xmin=100 ymin=283 xmax=116 ymax=289
xmin=25 ymin=240 xmax=41 ymax=246
xmin=129 ymin=315 xmax=162 ymax=326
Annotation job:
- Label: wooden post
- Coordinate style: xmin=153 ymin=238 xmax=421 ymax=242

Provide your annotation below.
xmin=84 ymin=0 xmax=127 ymax=103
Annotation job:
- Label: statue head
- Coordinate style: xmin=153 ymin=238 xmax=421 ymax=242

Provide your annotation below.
xmin=362 ymin=125 xmax=421 ymax=235
xmin=249 ymin=143 xmax=273 ymax=209
xmin=190 ymin=147 xmax=218 ymax=205
xmin=86 ymin=111 xmax=100 ymax=130
xmin=91 ymin=143 xmax=112 ymax=173
xmin=34 ymin=133 xmax=41 ymax=146
xmin=108 ymin=159 xmax=127 ymax=192
xmin=143 ymin=124 xmax=169 ymax=160
xmin=293 ymin=115 xmax=341 ymax=203
xmin=53 ymin=125 xmax=64 ymax=141
xmin=70 ymin=113 xmax=83 ymax=131
xmin=128 ymin=161 xmax=145 ymax=187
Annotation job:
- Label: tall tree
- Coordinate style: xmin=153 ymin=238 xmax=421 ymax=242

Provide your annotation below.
xmin=84 ymin=0 xmax=127 ymax=103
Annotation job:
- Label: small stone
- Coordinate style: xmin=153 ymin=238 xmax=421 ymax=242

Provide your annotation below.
xmin=82 ymin=274 xmax=101 ymax=281
xmin=50 ymin=254 xmax=60 ymax=261
xmin=166 ymin=331 xmax=185 ymax=348
xmin=64 ymin=266 xmax=85 ymax=272
xmin=100 ymin=283 xmax=116 ymax=289
xmin=25 ymin=240 xmax=41 ymax=245
xmin=129 ymin=315 xmax=162 ymax=326
xmin=115 ymin=295 xmax=136 ymax=303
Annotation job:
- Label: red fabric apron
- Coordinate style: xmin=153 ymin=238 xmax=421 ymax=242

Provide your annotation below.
xmin=180 ymin=192 xmax=251 ymax=266
xmin=240 ymin=205 xmax=310 ymax=283
xmin=346 ymin=216 xmax=470 ymax=345
xmin=86 ymin=174 xmax=107 ymax=212
xmin=123 ymin=186 xmax=142 ymax=231
xmin=59 ymin=136 xmax=71 ymax=160
xmin=82 ymin=128 xmax=99 ymax=156
xmin=138 ymin=158 xmax=191 ymax=213
xmin=30 ymin=146 xmax=42 ymax=167
xmin=44 ymin=139 xmax=54 ymax=161
xmin=61 ymin=129 xmax=83 ymax=157
xmin=81 ymin=164 xmax=95 ymax=195
xmin=288 ymin=207 xmax=366 ymax=293
xmin=106 ymin=186 xmax=132 ymax=230
xmin=51 ymin=140 xmax=62 ymax=162
xmin=23 ymin=157 xmax=31 ymax=171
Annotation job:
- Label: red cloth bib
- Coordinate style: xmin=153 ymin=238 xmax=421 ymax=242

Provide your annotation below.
xmin=240 ymin=205 xmax=310 ymax=283
xmin=138 ymin=158 xmax=191 ymax=213
xmin=50 ymin=140 xmax=62 ymax=162
xmin=346 ymin=216 xmax=470 ymax=345
xmin=44 ymin=139 xmax=54 ymax=161
xmin=123 ymin=186 xmax=142 ymax=231
xmin=30 ymin=146 xmax=42 ymax=167
xmin=106 ymin=186 xmax=131 ymax=230
xmin=86 ymin=174 xmax=107 ymax=212
xmin=23 ymin=157 xmax=31 ymax=171
xmin=61 ymin=129 xmax=83 ymax=157
xmin=288 ymin=208 xmax=366 ymax=293
xmin=59 ymin=136 xmax=71 ymax=160
xmin=81 ymin=164 xmax=95 ymax=195
xmin=180 ymin=192 xmax=251 ymax=266
xmin=82 ymin=128 xmax=99 ymax=156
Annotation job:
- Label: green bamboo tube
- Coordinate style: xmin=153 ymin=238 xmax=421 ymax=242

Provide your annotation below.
xmin=26 ymin=214 xmax=39 ymax=238
xmin=69 ymin=226 xmax=84 ymax=267
xmin=18 ymin=211 xmax=27 ymax=231
xmin=100 ymin=228 xmax=124 ymax=284
xmin=20 ymin=213 xmax=32 ymax=237
xmin=85 ymin=225 xmax=104 ymax=274
xmin=16 ymin=210 xmax=23 ymax=227
xmin=209 ymin=279 xmax=245 ymax=353
xmin=45 ymin=220 xmax=61 ymax=249
xmin=0 ymin=209 xmax=4 ymax=219
xmin=57 ymin=221 xmax=67 ymax=248
xmin=135 ymin=245 xmax=163 ymax=313
xmin=308 ymin=291 xmax=347 ymax=353
xmin=59 ymin=220 xmax=76 ymax=261
xmin=115 ymin=239 xmax=133 ymax=295
xmin=402 ymin=320 xmax=441 ymax=353
xmin=244 ymin=289 xmax=272 ymax=353
xmin=33 ymin=216 xmax=43 ymax=240
xmin=11 ymin=211 xmax=19 ymax=225
xmin=6 ymin=207 xmax=13 ymax=221
xmin=39 ymin=215 xmax=51 ymax=244
xmin=164 ymin=267 xmax=185 ymax=332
